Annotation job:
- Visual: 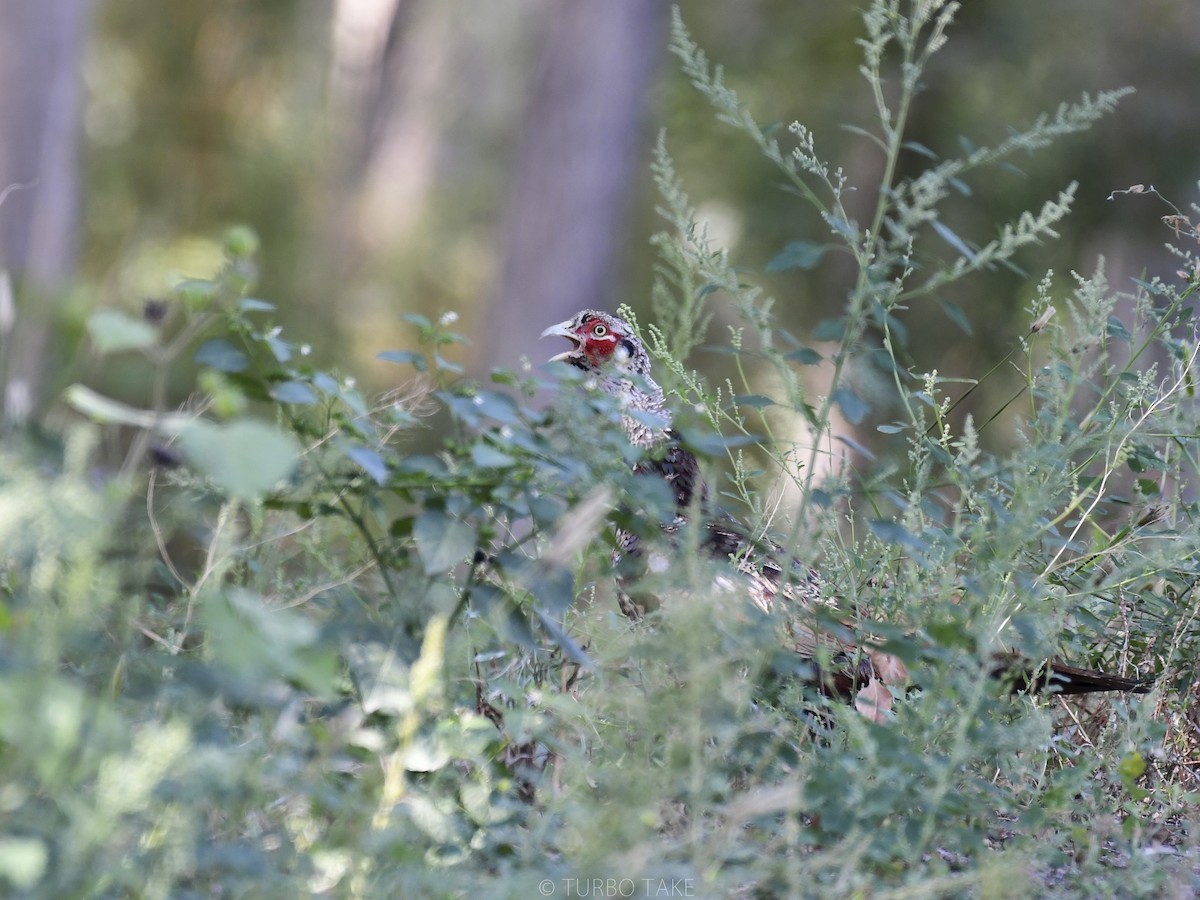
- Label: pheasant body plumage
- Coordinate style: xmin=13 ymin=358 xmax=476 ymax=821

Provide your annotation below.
xmin=541 ymin=309 xmax=1152 ymax=714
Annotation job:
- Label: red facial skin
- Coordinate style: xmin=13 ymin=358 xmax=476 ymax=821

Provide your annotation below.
xmin=574 ymin=315 xmax=625 ymax=369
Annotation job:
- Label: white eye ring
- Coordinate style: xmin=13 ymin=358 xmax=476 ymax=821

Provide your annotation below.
xmin=593 ymin=324 xmax=608 ymax=337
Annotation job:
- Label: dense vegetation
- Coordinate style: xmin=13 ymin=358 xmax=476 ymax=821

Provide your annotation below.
xmin=3 ymin=3 xmax=1199 ymax=896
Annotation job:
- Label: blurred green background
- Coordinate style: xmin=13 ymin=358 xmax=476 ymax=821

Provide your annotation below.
xmin=1 ymin=0 xmax=1196 ymax=426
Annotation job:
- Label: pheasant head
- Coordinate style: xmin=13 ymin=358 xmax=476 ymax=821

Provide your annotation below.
xmin=540 ymin=309 xmax=668 ymax=447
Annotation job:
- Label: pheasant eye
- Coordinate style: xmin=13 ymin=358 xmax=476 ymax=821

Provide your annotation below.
xmin=592 ymin=324 xmax=608 ymax=337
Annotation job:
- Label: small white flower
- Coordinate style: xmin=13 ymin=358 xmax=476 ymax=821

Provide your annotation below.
xmin=344 ymin=377 xmax=356 ymax=390
xmin=300 ymin=343 xmax=312 ymax=356
xmin=438 ymin=310 xmax=459 ymax=327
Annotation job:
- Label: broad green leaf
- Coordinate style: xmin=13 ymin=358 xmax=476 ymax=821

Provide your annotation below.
xmin=473 ymin=390 xmax=521 ymax=424
xmin=378 ymin=349 xmax=428 ymax=370
xmin=312 ymin=371 xmax=339 ymax=394
xmin=470 ymin=442 xmax=516 ymax=468
xmin=1107 ymin=315 xmax=1132 ymax=342
xmin=87 ymin=309 xmax=158 ymax=354
xmin=413 ymin=510 xmax=476 ymax=575
xmin=530 ymin=563 xmax=576 ymax=614
xmin=399 ymin=312 xmax=432 ymax=329
xmin=272 ymin=380 xmax=318 ymax=405
xmin=812 ymin=318 xmax=845 ymax=342
xmin=404 ymin=795 xmax=462 ymax=844
xmin=0 ymin=837 xmax=48 ymax=890
xmin=238 ymin=297 xmax=276 ymax=312
xmin=179 ymin=419 xmax=299 ymax=498
xmin=202 ymin=587 xmax=337 ymax=695
xmin=265 ymin=334 xmax=292 ymax=362
xmin=175 ymin=278 xmax=218 ymax=311
xmin=345 ymin=641 xmax=419 ymax=716
xmin=403 ymin=739 xmax=451 ymax=773
xmin=832 ymin=387 xmax=869 ymax=424
xmin=343 ymin=444 xmax=389 ymax=484
xmin=868 ymin=519 xmax=927 ymax=552
xmin=786 ymin=346 xmax=822 ymax=365
xmin=195 ymin=338 xmax=249 ymax=372
xmin=765 ymin=240 xmax=827 ymax=272
xmin=65 ymin=384 xmax=193 ymax=433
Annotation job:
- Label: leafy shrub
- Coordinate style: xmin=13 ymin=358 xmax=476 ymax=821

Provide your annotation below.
xmin=2 ymin=2 xmax=1200 ymax=897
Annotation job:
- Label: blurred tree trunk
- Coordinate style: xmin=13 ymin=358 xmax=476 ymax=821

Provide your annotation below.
xmin=325 ymin=0 xmax=430 ymax=268
xmin=486 ymin=0 xmax=666 ymax=369
xmin=0 ymin=0 xmax=89 ymax=422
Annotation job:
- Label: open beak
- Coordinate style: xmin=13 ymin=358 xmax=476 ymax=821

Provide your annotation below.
xmin=539 ymin=319 xmax=580 ymax=363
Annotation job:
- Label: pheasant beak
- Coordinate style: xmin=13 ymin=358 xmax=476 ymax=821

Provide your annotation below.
xmin=539 ymin=319 xmax=581 ymax=362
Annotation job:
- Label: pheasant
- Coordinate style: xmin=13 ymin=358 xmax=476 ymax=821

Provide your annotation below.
xmin=540 ymin=309 xmax=1153 ymax=718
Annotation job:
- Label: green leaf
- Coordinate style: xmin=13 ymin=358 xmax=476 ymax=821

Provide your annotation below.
xmin=835 ymin=433 xmax=875 ymax=459
xmin=345 ymin=641 xmax=417 ymax=715
xmin=678 ymin=428 xmax=760 ymax=455
xmin=0 ymin=837 xmax=48 ymax=890
xmin=812 ymin=319 xmax=845 ymax=342
xmin=1136 ymin=478 xmax=1160 ymax=497
xmin=534 ymin=606 xmax=591 ymax=667
xmin=1118 ymin=751 xmax=1149 ymax=800
xmin=175 ymin=277 xmax=218 ymax=311
xmin=86 ymin=309 xmax=158 ymax=354
xmin=178 ymin=419 xmax=299 ymax=498
xmin=404 ymin=795 xmax=462 ymax=844
xmin=400 ymin=312 xmax=432 ymax=330
xmin=765 ymin=240 xmax=827 ymax=272
xmin=271 ymin=380 xmax=318 ymax=405
xmin=312 ymin=372 xmax=339 ymax=394
xmin=238 ymin=297 xmax=276 ymax=312
xmin=832 ymin=387 xmax=869 ymax=424
xmin=399 ymin=455 xmax=449 ymax=476
xmin=1107 ymin=315 xmax=1132 ymax=342
xmin=413 ymin=510 xmax=476 ymax=575
xmin=530 ymin=564 xmax=576 ymax=614
xmin=403 ymin=738 xmax=451 ymax=773
xmin=343 ymin=444 xmax=389 ymax=484
xmin=265 ymin=334 xmax=292 ymax=363
xmin=195 ymin=338 xmax=249 ymax=373
xmin=785 ymin=346 xmax=822 ymax=365
xmin=730 ymin=394 xmax=776 ymax=410
xmin=902 ymin=140 xmax=938 ymax=159
xmin=937 ymin=298 xmax=974 ymax=335
xmin=202 ymin=587 xmax=338 ymax=695
xmin=64 ymin=384 xmax=193 ymax=433
xmin=377 ymin=349 xmax=428 ymax=371
xmin=470 ymin=442 xmax=516 ymax=468
xmin=931 ymin=220 xmax=976 ymax=261
xmin=868 ymin=519 xmax=927 ymax=552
